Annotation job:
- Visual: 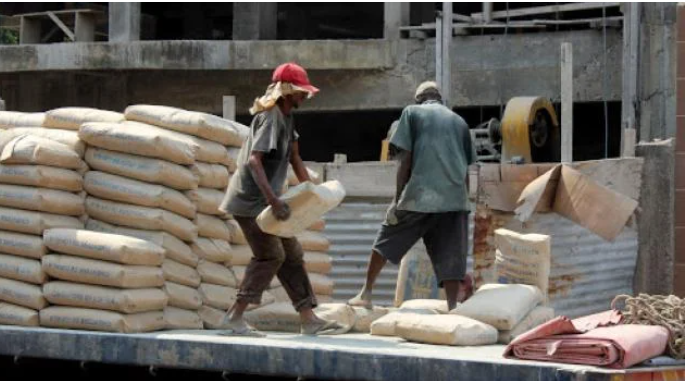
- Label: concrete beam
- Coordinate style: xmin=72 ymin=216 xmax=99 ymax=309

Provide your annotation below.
xmin=109 ymin=2 xmax=141 ymax=42
xmin=233 ymin=3 xmax=277 ymax=40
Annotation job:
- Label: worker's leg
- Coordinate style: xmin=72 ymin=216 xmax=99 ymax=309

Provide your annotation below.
xmin=223 ymin=216 xmax=285 ymax=335
xmin=348 ymin=210 xmax=428 ymax=308
xmin=423 ymin=211 xmax=470 ymax=312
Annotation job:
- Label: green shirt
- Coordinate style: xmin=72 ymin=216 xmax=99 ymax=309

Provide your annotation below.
xmin=390 ymin=100 xmax=476 ymax=213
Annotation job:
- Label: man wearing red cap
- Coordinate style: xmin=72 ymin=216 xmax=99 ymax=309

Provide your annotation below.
xmin=219 ymin=63 xmax=346 ymax=336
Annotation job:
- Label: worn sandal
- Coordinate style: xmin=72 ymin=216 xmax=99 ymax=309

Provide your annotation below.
xmin=301 ymin=320 xmax=350 ymax=336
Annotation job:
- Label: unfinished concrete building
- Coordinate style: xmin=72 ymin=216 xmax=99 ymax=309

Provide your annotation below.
xmin=0 ymin=3 xmax=680 ymax=302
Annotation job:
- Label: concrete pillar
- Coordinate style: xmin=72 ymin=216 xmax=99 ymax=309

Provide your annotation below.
xmin=232 ymin=3 xmax=277 ymax=40
xmin=19 ymin=17 xmax=41 ymax=44
xmin=384 ymin=3 xmax=410 ymax=39
xmin=109 ymin=2 xmax=141 ymax=42
xmin=222 ymin=96 xmax=236 ymax=121
xmin=75 ymin=12 xmax=96 ymax=42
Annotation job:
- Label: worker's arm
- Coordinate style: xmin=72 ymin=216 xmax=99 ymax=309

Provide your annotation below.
xmin=395 ymin=149 xmax=412 ymax=202
xmin=248 ymin=151 xmax=290 ymax=220
xmin=289 ymin=141 xmax=311 ymax=183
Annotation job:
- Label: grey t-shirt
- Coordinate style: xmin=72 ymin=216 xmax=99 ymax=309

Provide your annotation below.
xmin=390 ymin=100 xmax=476 ymax=213
xmin=220 ymin=107 xmax=298 ymax=217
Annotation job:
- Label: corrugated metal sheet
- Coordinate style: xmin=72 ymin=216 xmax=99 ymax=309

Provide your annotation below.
xmin=474 ymin=210 xmax=638 ymax=318
xmin=325 ymin=200 xmax=473 ymax=306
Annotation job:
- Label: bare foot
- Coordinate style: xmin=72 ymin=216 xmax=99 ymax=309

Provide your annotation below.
xmin=347 ymin=289 xmax=372 ymax=309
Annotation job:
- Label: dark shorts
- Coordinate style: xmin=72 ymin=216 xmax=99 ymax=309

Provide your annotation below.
xmin=372 ymin=209 xmax=469 ymax=286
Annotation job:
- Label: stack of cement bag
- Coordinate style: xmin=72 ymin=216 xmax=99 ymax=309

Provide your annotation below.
xmin=0 ymin=128 xmax=86 ymax=327
xmin=40 ymin=229 xmax=167 ymax=333
xmin=0 ymin=111 xmax=46 ymax=128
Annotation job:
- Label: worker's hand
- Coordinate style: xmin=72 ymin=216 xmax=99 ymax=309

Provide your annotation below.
xmin=385 ymin=203 xmax=399 ymax=226
xmin=270 ymin=198 xmax=291 ymax=221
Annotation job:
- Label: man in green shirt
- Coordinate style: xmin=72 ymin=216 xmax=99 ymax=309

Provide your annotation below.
xmin=349 ymin=81 xmax=476 ymax=311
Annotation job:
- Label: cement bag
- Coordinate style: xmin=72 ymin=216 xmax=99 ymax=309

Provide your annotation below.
xmin=225 ymin=147 xmax=240 ymax=173
xmin=0 ymin=277 xmax=46 ymax=310
xmin=191 ymin=162 xmax=230 ymax=189
xmin=370 ymin=310 xmax=438 ymax=337
xmin=1 ymin=135 xmax=84 ymax=169
xmin=226 ymin=219 xmax=246 ymax=244
xmin=0 ymin=207 xmax=82 ymax=235
xmin=85 ymin=197 xmax=198 ymax=242
xmin=303 ymin=252 xmax=332 ymax=274
xmin=287 ymin=166 xmax=323 ymax=186
xmin=309 ymin=273 xmax=334 ymax=296
xmin=396 ymin=314 xmax=498 ymax=346
xmin=124 ymin=105 xmax=248 ymax=147
xmin=197 ymin=260 xmax=238 ymax=287
xmin=0 ymin=164 xmax=82 ymax=192
xmin=85 ymin=148 xmax=199 ymax=190
xmin=0 ymin=184 xmax=84 ymax=216
xmin=198 ymin=283 xmax=237 ymax=310
xmin=0 ymin=254 xmax=45 ymax=284
xmin=0 ymin=302 xmax=39 ymax=326
xmin=394 ymin=244 xmax=445 ymax=306
xmin=451 ymin=283 xmax=543 ymax=330
xmin=296 ymin=231 xmax=330 ymax=252
xmin=84 ymin=171 xmax=196 ymax=219
xmin=315 ymin=303 xmax=356 ymax=331
xmin=257 ymin=181 xmax=345 ymax=238
xmin=86 ymin=219 xmax=198 ymax=267
xmin=268 ymin=286 xmax=290 ymax=303
xmin=230 ymin=245 xmax=252 ymax=266
xmin=191 ymin=238 xmax=232 ymax=264
xmin=162 ymin=259 xmax=201 ymax=288
xmin=495 ymin=228 xmax=551 ymax=301
xmin=40 ymin=306 xmax=165 ymax=333
xmin=243 ymin=302 xmax=300 ymax=332
xmin=78 ymin=122 xmax=199 ymax=165
xmin=352 ymin=306 xmax=391 ymax=333
xmin=44 ymin=107 xmax=124 ymax=130
xmin=44 ymin=228 xmax=165 ymax=265
xmin=308 ymin=219 xmax=326 ymax=232
xmin=42 ymin=255 xmax=164 ymax=288
xmin=6 ymin=128 xmax=85 ymax=157
xmin=43 ymin=281 xmax=167 ymax=313
xmin=185 ymin=188 xmax=225 ymax=215
xmin=163 ymin=281 xmax=202 ymax=310
xmin=0 ymin=230 xmax=46 ymax=259
xmin=199 ymin=305 xmax=227 ymax=329
xmin=0 ymin=111 xmax=45 ymax=128
xmin=164 ymin=306 xmax=203 ymax=330
xmin=316 ymin=294 xmax=334 ymax=303
xmin=196 ymin=213 xmax=232 ymax=241
xmin=400 ymin=299 xmax=449 ymax=314
xmin=497 ymin=306 xmax=555 ymax=344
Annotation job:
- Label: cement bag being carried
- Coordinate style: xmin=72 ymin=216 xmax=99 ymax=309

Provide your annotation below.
xmin=257 ymin=181 xmax=345 ymax=238
xmin=399 ymin=299 xmax=449 ymax=314
xmin=6 ymin=128 xmax=85 ymax=157
xmin=85 ymin=197 xmax=198 ymax=242
xmin=498 ymin=306 xmax=555 ymax=344
xmin=78 ymin=122 xmax=199 ymax=165
xmin=197 ymin=260 xmax=238 ymax=287
xmin=1 ymin=135 xmax=84 ymax=169
xmin=0 ymin=111 xmax=45 ymax=128
xmin=370 ymin=309 xmax=437 ymax=337
xmin=44 ymin=228 xmax=165 ymax=265
xmin=163 ymin=282 xmax=202 ymax=310
xmin=40 ymin=306 xmax=165 ymax=333
xmin=0 ymin=184 xmax=84 ymax=216
xmin=85 ymin=148 xmax=199 ymax=190
xmin=0 ymin=164 xmax=83 ymax=192
xmin=162 ymin=259 xmax=201 ymax=288
xmin=86 ymin=219 xmax=198 ymax=267
xmin=43 ymin=281 xmax=167 ymax=313
xmin=191 ymin=162 xmax=230 ymax=189
xmin=396 ymin=314 xmax=498 ymax=346
xmin=0 ymin=277 xmax=47 ymax=310
xmin=42 ymin=255 xmax=164 ymax=289
xmin=451 ymin=283 xmax=543 ymax=330
xmin=394 ymin=243 xmax=445 ymax=306
xmin=308 ymin=219 xmax=326 ymax=232
xmin=84 ymin=171 xmax=196 ymax=219
xmin=0 ymin=302 xmax=39 ymax=326
xmin=495 ymin=228 xmax=551 ymax=301
xmin=352 ymin=306 xmax=391 ymax=333
xmin=287 ymin=166 xmax=323 ymax=186
xmin=185 ymin=188 xmax=225 ymax=216
xmin=124 ymin=105 xmax=248 ymax=147
xmin=0 ymin=230 xmax=46 ymax=259
xmin=198 ymin=283 xmax=237 ymax=310
xmin=44 ymin=107 xmax=124 ymax=130
xmin=199 ymin=305 xmax=227 ymax=329
xmin=0 ymin=254 xmax=46 ymax=284
xmin=164 ymin=306 xmax=203 ymax=330
xmin=0 ymin=207 xmax=82 ymax=235
xmin=191 ymin=238 xmax=232 ymax=264
xmin=296 ymin=231 xmax=330 ymax=252
xmin=196 ymin=213 xmax=232 ymax=241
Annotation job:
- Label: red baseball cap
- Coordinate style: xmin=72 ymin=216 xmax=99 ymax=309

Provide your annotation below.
xmin=272 ymin=62 xmax=319 ymax=95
